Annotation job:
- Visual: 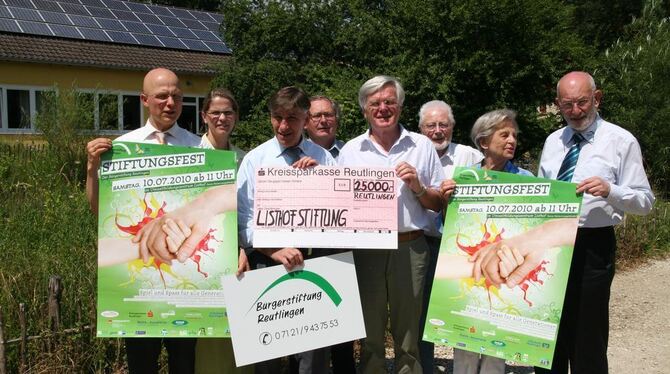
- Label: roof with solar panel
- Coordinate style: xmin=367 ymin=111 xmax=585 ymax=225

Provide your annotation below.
xmin=0 ymin=0 xmax=230 ymax=74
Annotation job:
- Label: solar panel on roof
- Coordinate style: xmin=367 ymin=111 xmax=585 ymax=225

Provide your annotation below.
xmin=181 ymin=38 xmax=209 ymax=51
xmin=190 ymin=10 xmax=216 ymax=23
xmin=132 ymin=33 xmax=162 ymax=47
xmin=59 ymin=2 xmax=89 ymax=16
xmin=80 ymin=0 xmax=105 ymax=8
xmin=106 ymin=29 xmax=136 ymax=44
xmin=6 ymin=0 xmax=33 ymax=9
xmin=147 ymin=4 xmax=173 ymax=17
xmin=32 ymin=0 xmax=61 ymax=13
xmin=9 ymin=6 xmax=43 ymax=22
xmin=113 ymin=9 xmax=139 ymax=22
xmin=170 ymin=7 xmax=195 ymax=20
xmin=158 ymin=36 xmax=185 ymax=49
xmin=201 ymin=21 xmax=220 ymax=32
xmin=134 ymin=12 xmax=160 ymax=25
xmin=124 ymin=1 xmax=150 ymax=13
xmin=87 ymin=6 xmax=113 ymax=18
xmin=51 ymin=23 xmax=81 ymax=38
xmin=70 ymin=14 xmax=98 ymax=28
xmin=17 ymin=19 xmax=52 ymax=36
xmin=95 ymin=17 xmax=125 ymax=31
xmin=1 ymin=0 xmax=230 ymax=54
xmin=191 ymin=29 xmax=219 ymax=42
xmin=180 ymin=18 xmax=204 ymax=30
xmin=79 ymin=27 xmax=109 ymax=41
xmin=0 ymin=18 xmax=20 ymax=32
xmin=40 ymin=10 xmax=72 ymax=25
xmin=157 ymin=15 xmax=183 ymax=28
xmin=170 ymin=26 xmax=196 ymax=39
xmin=0 ymin=7 xmax=12 ymax=18
xmin=145 ymin=23 xmax=172 ymax=37
xmin=101 ymin=0 xmax=126 ymax=11
xmin=122 ymin=20 xmax=150 ymax=34
xmin=208 ymin=42 xmax=230 ymax=54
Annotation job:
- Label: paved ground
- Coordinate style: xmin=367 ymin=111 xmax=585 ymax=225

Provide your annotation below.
xmin=420 ymin=257 xmax=670 ymax=373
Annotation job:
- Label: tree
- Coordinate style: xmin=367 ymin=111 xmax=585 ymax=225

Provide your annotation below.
xmin=594 ymin=0 xmax=670 ymax=196
xmin=215 ymin=0 xmax=592 ymax=159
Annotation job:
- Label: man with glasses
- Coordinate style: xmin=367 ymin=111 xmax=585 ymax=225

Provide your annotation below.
xmin=417 ymin=100 xmax=482 ymax=374
xmin=237 ymin=86 xmax=335 ymax=374
xmin=304 ymin=95 xmax=345 ymax=160
xmin=300 ymin=95 xmax=355 ymax=373
xmin=85 ymin=67 xmax=200 ymax=373
xmin=338 ymin=76 xmax=445 ymax=374
xmin=535 ymin=71 xmax=654 ymax=374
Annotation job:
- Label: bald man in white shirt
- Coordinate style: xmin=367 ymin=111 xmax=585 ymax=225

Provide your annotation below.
xmin=535 ymin=71 xmax=654 ymax=374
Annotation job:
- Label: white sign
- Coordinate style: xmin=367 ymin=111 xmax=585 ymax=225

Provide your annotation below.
xmin=222 ymin=252 xmax=366 ymax=366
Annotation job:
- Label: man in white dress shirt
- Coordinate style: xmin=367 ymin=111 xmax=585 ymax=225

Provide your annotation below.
xmin=85 ymin=67 xmax=200 ymax=374
xmin=535 ymin=71 xmax=654 ymax=374
xmin=338 ymin=76 xmax=445 ymax=374
xmin=417 ymin=100 xmax=483 ymax=374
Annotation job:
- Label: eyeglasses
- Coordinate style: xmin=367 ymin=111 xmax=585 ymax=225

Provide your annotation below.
xmin=150 ymin=93 xmax=183 ymax=103
xmin=422 ymin=122 xmax=452 ymax=131
xmin=206 ymin=110 xmax=235 ymax=118
xmin=367 ymin=99 xmax=398 ymax=110
xmin=310 ymin=112 xmax=336 ymax=120
xmin=558 ymin=97 xmax=592 ymax=111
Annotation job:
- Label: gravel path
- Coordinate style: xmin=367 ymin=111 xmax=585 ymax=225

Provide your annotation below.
xmin=425 ymin=257 xmax=670 ymax=373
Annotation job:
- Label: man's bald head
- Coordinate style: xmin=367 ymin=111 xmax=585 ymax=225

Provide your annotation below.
xmin=556 ymin=71 xmax=602 ymax=131
xmin=141 ymin=68 xmax=183 ymax=131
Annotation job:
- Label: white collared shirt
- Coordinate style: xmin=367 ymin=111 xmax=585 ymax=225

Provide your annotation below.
xmin=538 ymin=116 xmax=654 ymax=227
xmin=237 ymin=137 xmax=336 ymax=248
xmin=440 ymin=142 xmax=484 ymax=179
xmin=199 ymin=133 xmax=247 ymax=170
xmin=115 ymin=120 xmax=200 ymax=147
xmin=338 ymin=126 xmax=445 ymax=233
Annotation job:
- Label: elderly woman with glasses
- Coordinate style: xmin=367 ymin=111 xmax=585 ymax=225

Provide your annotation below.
xmin=439 ymin=109 xmax=531 ymax=374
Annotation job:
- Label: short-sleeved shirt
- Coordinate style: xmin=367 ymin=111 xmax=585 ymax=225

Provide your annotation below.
xmin=199 ymin=134 xmax=246 ymax=170
xmin=440 ymin=142 xmax=484 ymax=179
xmin=338 ymin=126 xmax=445 ymax=233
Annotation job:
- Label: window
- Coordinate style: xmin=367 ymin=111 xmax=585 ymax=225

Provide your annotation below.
xmin=0 ymin=85 xmax=202 ymax=135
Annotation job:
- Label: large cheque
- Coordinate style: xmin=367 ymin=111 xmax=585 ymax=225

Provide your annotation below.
xmin=424 ymin=168 xmax=582 ymax=369
xmin=222 ymin=252 xmax=365 ymax=366
xmin=253 ymin=166 xmax=398 ymax=249
xmin=96 ymin=142 xmax=238 ymax=338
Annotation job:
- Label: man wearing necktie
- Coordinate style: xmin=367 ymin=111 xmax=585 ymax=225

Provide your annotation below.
xmin=85 ymin=68 xmax=200 ymax=374
xmin=536 ymin=71 xmax=655 ymax=374
xmin=304 ymin=95 xmax=345 ymax=160
xmin=236 ymin=86 xmax=336 ymax=374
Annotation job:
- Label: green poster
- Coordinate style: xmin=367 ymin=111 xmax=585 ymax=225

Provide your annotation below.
xmin=96 ymin=142 xmax=237 ymax=338
xmin=424 ymin=167 xmax=582 ymax=369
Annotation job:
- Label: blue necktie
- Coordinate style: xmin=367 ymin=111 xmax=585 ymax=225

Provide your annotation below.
xmin=557 ymin=133 xmax=585 ymax=182
xmin=283 ymin=146 xmax=303 ymax=164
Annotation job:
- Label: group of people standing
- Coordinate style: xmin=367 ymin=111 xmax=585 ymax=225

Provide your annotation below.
xmin=86 ymin=68 xmax=654 ymax=374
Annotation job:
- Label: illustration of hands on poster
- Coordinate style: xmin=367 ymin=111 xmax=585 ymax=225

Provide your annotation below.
xmin=96 ymin=142 xmax=237 ymax=338
xmin=424 ymin=167 xmax=582 ymax=369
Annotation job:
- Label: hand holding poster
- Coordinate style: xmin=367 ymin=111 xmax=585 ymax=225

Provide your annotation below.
xmin=96 ymin=142 xmax=238 ymax=338
xmin=222 ymin=252 xmax=365 ymax=366
xmin=424 ymin=168 xmax=582 ymax=369
xmin=253 ymin=166 xmax=398 ymax=249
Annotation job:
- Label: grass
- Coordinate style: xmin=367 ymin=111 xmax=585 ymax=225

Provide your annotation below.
xmin=0 ymin=141 xmax=668 ymax=372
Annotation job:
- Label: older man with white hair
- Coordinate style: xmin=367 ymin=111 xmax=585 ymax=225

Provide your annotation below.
xmin=535 ymin=71 xmax=654 ymax=374
xmin=416 ymin=100 xmax=483 ymax=373
xmin=338 ymin=76 xmax=445 ymax=373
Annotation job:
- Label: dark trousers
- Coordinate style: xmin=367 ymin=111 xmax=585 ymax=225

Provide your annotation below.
xmin=535 ymin=226 xmax=616 ymax=374
xmin=125 ymin=337 xmax=196 ymax=374
xmin=418 ymin=235 xmax=441 ymax=374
